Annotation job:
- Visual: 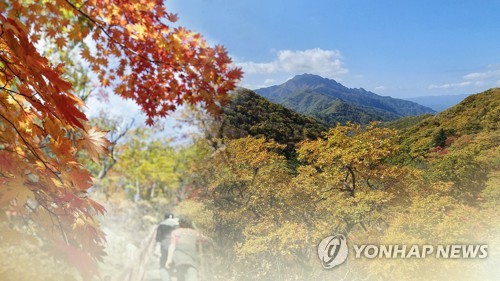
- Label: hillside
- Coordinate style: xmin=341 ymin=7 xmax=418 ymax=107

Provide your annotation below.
xmin=255 ymin=74 xmax=435 ymax=125
xmin=222 ymin=88 xmax=327 ymax=155
xmin=399 ymin=88 xmax=499 ymax=159
xmin=406 ymin=94 xmax=471 ymax=112
xmin=280 ymin=90 xmax=400 ymax=124
xmin=383 ymin=114 xmax=434 ymax=130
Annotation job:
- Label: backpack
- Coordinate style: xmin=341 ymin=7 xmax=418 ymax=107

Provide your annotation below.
xmin=156 ymin=218 xmax=179 ymax=251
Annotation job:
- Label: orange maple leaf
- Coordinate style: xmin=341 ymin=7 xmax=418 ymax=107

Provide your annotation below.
xmin=55 ymin=36 xmax=67 ymax=48
xmin=81 ymin=128 xmax=109 ymax=163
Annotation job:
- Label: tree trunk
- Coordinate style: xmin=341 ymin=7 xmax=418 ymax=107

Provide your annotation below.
xmin=134 ymin=176 xmax=141 ymax=202
xmin=150 ymin=182 xmax=156 ymax=199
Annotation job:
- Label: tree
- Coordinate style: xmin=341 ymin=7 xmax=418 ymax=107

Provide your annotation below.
xmin=297 ymin=122 xmax=402 ymax=198
xmin=190 ymin=129 xmax=408 ymax=280
xmin=113 ymin=127 xmax=182 ymax=201
xmin=294 ymin=123 xmax=417 ymax=242
xmin=0 ymin=1 xmax=242 ymax=279
xmin=193 ymin=137 xmax=304 ymax=280
xmin=82 ymin=112 xmax=135 ymax=181
xmin=432 ymin=128 xmax=447 ymax=148
xmin=3 ymin=0 xmax=242 ymax=124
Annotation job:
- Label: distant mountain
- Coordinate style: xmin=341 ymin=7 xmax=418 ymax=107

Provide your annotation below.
xmin=222 ymin=88 xmax=327 ymax=158
xmin=255 ymin=74 xmax=435 ymax=125
xmin=405 ymin=94 xmax=471 ymax=112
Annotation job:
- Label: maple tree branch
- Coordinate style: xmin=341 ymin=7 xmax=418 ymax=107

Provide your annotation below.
xmin=0 ymin=54 xmax=62 ymax=121
xmin=0 ymin=112 xmax=63 ymax=184
xmin=0 ymin=84 xmax=66 ymax=126
xmin=19 ymin=206 xmax=38 ymax=236
xmin=0 ymin=53 xmax=22 ymax=75
xmin=35 ymin=193 xmax=70 ymax=244
xmin=64 ymin=0 xmax=166 ymax=65
xmin=3 ymin=88 xmax=28 ymax=114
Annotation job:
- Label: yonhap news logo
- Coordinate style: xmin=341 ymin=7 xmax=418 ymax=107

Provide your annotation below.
xmin=317 ymin=234 xmax=488 ymax=270
xmin=317 ymin=234 xmax=348 ymax=269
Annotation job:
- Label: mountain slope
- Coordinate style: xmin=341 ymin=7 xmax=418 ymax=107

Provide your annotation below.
xmin=383 ymin=114 xmax=434 ymax=131
xmin=222 ymin=88 xmax=327 ymax=153
xmin=255 ymin=74 xmax=435 ymax=125
xmin=406 ymin=94 xmax=470 ymax=112
xmin=399 ymin=88 xmax=499 ymax=158
xmin=281 ymin=90 xmax=401 ymax=124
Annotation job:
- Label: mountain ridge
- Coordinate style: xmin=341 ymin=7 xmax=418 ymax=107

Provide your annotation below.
xmin=255 ymin=74 xmax=435 ymax=125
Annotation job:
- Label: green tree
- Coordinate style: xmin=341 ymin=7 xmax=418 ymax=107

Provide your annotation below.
xmin=433 ymin=127 xmax=447 ymax=147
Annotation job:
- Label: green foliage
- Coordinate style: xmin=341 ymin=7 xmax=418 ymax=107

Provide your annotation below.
xmin=439 ymin=88 xmax=499 ymax=133
xmin=281 ymin=90 xmax=400 ymax=125
xmin=383 ymin=113 xmax=433 ymax=130
xmin=392 ymin=89 xmax=500 ymax=202
xmin=222 ymin=88 xmax=327 ymax=158
xmin=432 ymin=128 xmax=447 ymax=147
xmin=480 ymin=170 xmax=500 ymax=209
xmin=111 ymin=127 xmax=210 ymax=201
xmin=426 ymin=148 xmax=489 ymax=200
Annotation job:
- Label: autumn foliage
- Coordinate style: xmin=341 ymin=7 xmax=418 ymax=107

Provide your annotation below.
xmin=179 ymin=89 xmax=499 ymax=280
xmin=0 ymin=0 xmax=241 ymax=279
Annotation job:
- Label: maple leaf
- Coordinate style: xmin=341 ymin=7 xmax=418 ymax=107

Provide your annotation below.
xmin=55 ymin=36 xmax=67 ymax=49
xmin=81 ymin=127 xmax=109 ymax=163
xmin=88 ymin=199 xmax=106 ymax=215
xmin=67 ymin=166 xmax=93 ymax=191
xmin=51 ymin=93 xmax=87 ymax=128
xmin=46 ymin=27 xmax=57 ymax=38
xmin=167 ymin=13 xmax=179 ymax=22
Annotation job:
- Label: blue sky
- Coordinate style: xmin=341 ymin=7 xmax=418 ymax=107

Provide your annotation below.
xmin=169 ymin=0 xmax=500 ymax=98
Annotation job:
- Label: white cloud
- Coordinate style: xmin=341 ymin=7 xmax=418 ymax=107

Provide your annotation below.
xmin=463 ymin=68 xmax=500 ymax=81
xmin=238 ymin=61 xmax=279 ymax=74
xmin=264 ymin=79 xmax=275 ymax=85
xmin=429 ymin=65 xmax=500 ymax=90
xmin=429 ymin=81 xmax=472 ymax=89
xmin=237 ymin=48 xmax=348 ymax=78
xmin=374 ymin=86 xmax=386 ymax=90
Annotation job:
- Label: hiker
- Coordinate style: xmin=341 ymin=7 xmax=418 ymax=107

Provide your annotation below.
xmin=156 ymin=212 xmax=179 ymax=281
xmin=165 ymin=216 xmax=207 ymax=281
